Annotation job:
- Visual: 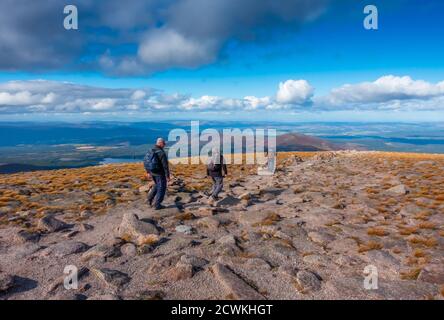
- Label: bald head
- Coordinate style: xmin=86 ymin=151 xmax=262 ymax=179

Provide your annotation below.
xmin=156 ymin=138 xmax=166 ymax=148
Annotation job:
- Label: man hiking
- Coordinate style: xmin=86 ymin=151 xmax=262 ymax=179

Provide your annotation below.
xmin=206 ymin=147 xmax=228 ymax=201
xmin=143 ymin=138 xmax=170 ymax=210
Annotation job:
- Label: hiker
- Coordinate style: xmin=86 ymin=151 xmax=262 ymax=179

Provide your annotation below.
xmin=143 ymin=138 xmax=170 ymax=210
xmin=206 ymin=147 xmax=228 ymax=201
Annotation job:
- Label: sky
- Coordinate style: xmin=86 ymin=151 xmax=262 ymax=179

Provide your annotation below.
xmin=0 ymin=0 xmax=444 ymax=122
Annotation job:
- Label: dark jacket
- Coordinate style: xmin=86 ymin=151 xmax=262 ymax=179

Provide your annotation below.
xmin=207 ymin=155 xmax=228 ymax=178
xmin=150 ymin=145 xmax=170 ymax=178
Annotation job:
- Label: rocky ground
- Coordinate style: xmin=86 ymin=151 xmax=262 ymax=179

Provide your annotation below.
xmin=0 ymin=151 xmax=443 ymax=300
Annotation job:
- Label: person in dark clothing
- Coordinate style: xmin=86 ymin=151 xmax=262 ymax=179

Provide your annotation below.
xmin=206 ymin=147 xmax=228 ymax=200
xmin=144 ymin=138 xmax=170 ymax=210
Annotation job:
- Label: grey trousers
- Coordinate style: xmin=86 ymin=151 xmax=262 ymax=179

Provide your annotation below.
xmin=210 ymin=177 xmax=223 ymax=199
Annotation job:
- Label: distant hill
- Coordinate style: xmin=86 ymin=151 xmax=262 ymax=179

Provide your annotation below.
xmin=276 ymin=133 xmax=351 ymax=151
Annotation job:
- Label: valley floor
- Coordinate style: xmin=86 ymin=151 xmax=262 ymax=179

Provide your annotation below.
xmin=0 ymin=151 xmax=443 ymax=300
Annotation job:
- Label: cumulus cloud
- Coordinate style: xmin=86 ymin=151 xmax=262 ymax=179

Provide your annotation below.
xmin=322 ymin=75 xmax=444 ymax=110
xmin=0 ymin=79 xmax=314 ymax=114
xmin=0 ymin=0 xmax=329 ymax=74
xmin=276 ymin=80 xmax=314 ymax=105
xmin=2 ymin=76 xmax=444 ymax=115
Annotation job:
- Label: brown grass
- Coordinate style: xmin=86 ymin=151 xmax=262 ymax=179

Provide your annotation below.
xmin=253 ymin=213 xmax=281 ymax=227
xmin=400 ymin=268 xmax=422 ymax=280
xmin=417 ymin=221 xmax=437 ymax=230
xmin=367 ymin=227 xmax=388 ymax=237
xmin=399 ymin=226 xmax=419 ymax=236
xmin=358 ymin=241 xmax=383 ymax=253
xmin=408 ymin=236 xmax=438 ymax=248
xmin=174 ymin=212 xmax=195 ymax=221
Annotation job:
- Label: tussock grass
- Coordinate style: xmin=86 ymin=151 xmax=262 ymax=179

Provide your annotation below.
xmin=400 ymin=268 xmax=422 ymax=280
xmin=408 ymin=236 xmax=438 ymax=248
xmin=358 ymin=241 xmax=383 ymax=253
xmin=367 ymin=227 xmax=388 ymax=237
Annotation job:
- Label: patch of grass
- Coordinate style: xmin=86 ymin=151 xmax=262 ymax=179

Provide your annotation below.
xmin=253 ymin=213 xmax=281 ymax=227
xmin=399 ymin=226 xmax=419 ymax=236
xmin=174 ymin=212 xmax=195 ymax=221
xmin=413 ymin=248 xmax=427 ymax=258
xmin=358 ymin=241 xmax=383 ymax=253
xmin=367 ymin=227 xmax=388 ymax=237
xmin=400 ymin=268 xmax=422 ymax=280
xmin=417 ymin=221 xmax=437 ymax=230
xmin=408 ymin=236 xmax=438 ymax=248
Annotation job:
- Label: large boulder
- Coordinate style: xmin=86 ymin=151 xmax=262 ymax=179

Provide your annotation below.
xmin=116 ymin=213 xmax=160 ymax=246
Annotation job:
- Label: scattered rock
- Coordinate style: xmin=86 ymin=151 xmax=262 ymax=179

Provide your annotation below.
xmin=296 ymin=270 xmax=322 ymax=291
xmin=117 ymin=212 xmax=159 ymax=245
xmin=211 ymin=263 xmax=265 ymax=300
xmin=175 ymin=225 xmax=193 ymax=235
xmin=0 ymin=273 xmax=15 ymax=294
xmin=92 ymin=268 xmax=131 ymax=289
xmin=121 ymin=243 xmax=137 ymax=257
xmin=15 ymin=230 xmax=41 ymax=243
xmin=180 ymin=255 xmax=208 ymax=269
xmin=38 ymin=215 xmax=70 ymax=233
xmin=79 ymin=223 xmax=94 ymax=232
xmin=82 ymin=243 xmax=121 ymax=262
xmin=136 ymin=290 xmax=165 ymax=300
xmin=387 ymin=184 xmax=408 ymax=196
xmin=50 ymin=241 xmax=89 ymax=257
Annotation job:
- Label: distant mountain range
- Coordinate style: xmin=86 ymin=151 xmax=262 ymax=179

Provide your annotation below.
xmin=0 ymin=132 xmax=351 ymax=174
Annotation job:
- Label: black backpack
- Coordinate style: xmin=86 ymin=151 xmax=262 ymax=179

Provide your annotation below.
xmin=143 ymin=150 xmax=161 ymax=173
xmin=208 ymin=156 xmax=222 ymax=173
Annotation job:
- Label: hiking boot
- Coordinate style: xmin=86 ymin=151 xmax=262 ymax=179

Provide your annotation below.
xmin=146 ymin=198 xmax=153 ymax=207
xmin=154 ymin=205 xmax=167 ymax=210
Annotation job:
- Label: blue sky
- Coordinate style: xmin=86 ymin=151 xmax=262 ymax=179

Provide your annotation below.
xmin=0 ymin=0 xmax=443 ymax=121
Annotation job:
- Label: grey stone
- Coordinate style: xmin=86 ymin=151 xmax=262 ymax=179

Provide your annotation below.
xmin=175 ymin=225 xmax=193 ymax=235
xmin=92 ymin=268 xmax=131 ymax=289
xmin=15 ymin=230 xmax=41 ymax=243
xmin=180 ymin=255 xmax=208 ymax=269
xmin=211 ymin=263 xmax=265 ymax=300
xmin=51 ymin=241 xmax=89 ymax=257
xmin=38 ymin=215 xmax=70 ymax=233
xmin=296 ymin=270 xmax=322 ymax=291
xmin=0 ymin=273 xmax=15 ymax=293
xmin=387 ymin=184 xmax=408 ymax=196
xmin=117 ymin=212 xmax=159 ymax=245
xmin=121 ymin=243 xmax=137 ymax=257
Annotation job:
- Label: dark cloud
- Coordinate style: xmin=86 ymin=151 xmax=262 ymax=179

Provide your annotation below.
xmin=0 ymin=0 xmax=329 ymax=75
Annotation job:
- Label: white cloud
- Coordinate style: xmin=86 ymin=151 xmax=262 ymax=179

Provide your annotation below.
xmin=326 ymin=75 xmax=444 ymax=107
xmin=131 ymin=90 xmax=146 ymax=100
xmin=276 ymin=79 xmax=314 ymax=105
xmin=138 ymin=28 xmax=216 ymax=70
xmin=2 ymin=76 xmax=444 ymax=115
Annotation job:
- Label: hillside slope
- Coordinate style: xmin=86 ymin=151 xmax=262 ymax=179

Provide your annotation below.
xmin=0 ymin=151 xmax=443 ymax=300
